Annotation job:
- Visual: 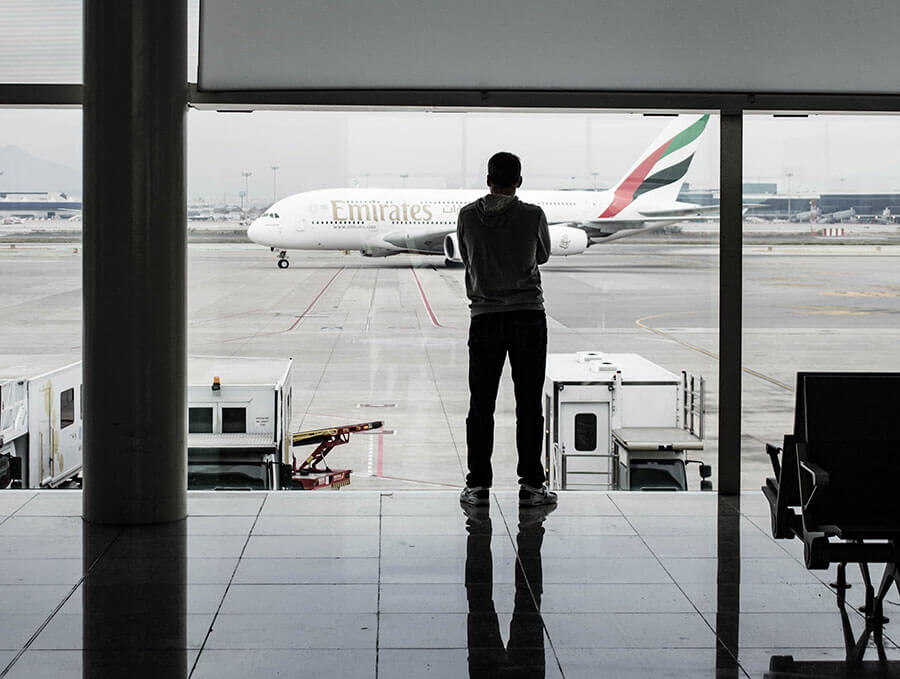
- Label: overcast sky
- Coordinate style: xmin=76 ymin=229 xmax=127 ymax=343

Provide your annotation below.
xmin=3 ymin=109 xmax=900 ymax=206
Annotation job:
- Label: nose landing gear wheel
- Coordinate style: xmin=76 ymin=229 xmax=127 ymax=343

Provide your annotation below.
xmin=277 ymin=258 xmax=290 ymax=269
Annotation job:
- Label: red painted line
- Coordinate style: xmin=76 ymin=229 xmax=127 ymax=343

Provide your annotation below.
xmin=410 ymin=266 xmax=443 ymax=328
xmin=376 ymin=431 xmax=384 ymax=477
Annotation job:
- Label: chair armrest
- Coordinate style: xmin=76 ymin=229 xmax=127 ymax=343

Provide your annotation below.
xmin=799 ymin=460 xmax=830 ymax=488
xmin=765 ymin=442 xmax=782 ymax=477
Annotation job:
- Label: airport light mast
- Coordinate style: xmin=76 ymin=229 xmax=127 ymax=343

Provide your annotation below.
xmin=241 ymin=171 xmax=252 ymax=216
xmin=270 ymin=166 xmax=279 ymax=203
xmin=785 ymin=172 xmax=794 ymax=220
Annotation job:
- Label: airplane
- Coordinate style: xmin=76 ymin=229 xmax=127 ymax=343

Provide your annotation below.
xmin=247 ymin=114 xmax=714 ymax=269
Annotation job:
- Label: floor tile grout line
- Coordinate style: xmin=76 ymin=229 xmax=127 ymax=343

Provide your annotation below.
xmin=738 ymin=505 xmax=900 ymax=644
xmin=0 ymin=493 xmax=41 ymax=527
xmin=606 ymin=494 xmax=747 ymax=673
xmin=0 ymin=521 xmax=125 ymax=679
xmin=188 ymin=495 xmax=269 ymax=679
xmin=495 ymin=496 xmax=567 ymax=679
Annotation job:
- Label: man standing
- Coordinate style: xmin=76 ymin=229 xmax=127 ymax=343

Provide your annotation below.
xmin=457 ymin=152 xmax=557 ymax=507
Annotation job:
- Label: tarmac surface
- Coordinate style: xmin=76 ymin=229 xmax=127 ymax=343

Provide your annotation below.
xmin=2 ymin=238 xmax=899 ymax=491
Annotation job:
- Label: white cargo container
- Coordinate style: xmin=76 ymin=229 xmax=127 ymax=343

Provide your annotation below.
xmin=187 ymin=356 xmax=293 ymax=490
xmin=0 ymin=362 xmax=83 ymax=489
xmin=544 ymin=351 xmax=709 ymax=491
xmin=1 ymin=357 xmax=293 ymax=491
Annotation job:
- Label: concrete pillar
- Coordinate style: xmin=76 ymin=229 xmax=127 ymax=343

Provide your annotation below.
xmin=718 ymin=112 xmax=743 ymax=496
xmin=82 ymin=0 xmax=187 ymax=523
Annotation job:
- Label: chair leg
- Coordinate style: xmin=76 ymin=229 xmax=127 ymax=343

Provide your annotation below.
xmin=843 ymin=561 xmax=890 ymax=663
xmin=876 ymin=561 xmax=898 ymax=605
xmin=834 ymin=562 xmax=848 ymax=608
xmin=836 ymin=563 xmax=858 ymax=659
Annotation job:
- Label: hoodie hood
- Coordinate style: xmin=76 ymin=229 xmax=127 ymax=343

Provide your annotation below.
xmin=475 ymin=194 xmax=518 ymax=227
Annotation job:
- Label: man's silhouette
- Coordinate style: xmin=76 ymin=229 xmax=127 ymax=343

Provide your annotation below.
xmin=457 ymin=151 xmax=557 ymax=508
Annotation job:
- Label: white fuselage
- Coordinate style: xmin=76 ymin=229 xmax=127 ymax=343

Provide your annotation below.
xmin=248 ymin=187 xmax=619 ymax=255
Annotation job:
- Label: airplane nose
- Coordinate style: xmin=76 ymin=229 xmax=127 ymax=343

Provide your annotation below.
xmin=247 ymin=219 xmax=262 ymax=243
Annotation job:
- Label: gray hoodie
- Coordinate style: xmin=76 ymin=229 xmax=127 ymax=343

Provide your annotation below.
xmin=456 ymin=194 xmax=551 ymax=316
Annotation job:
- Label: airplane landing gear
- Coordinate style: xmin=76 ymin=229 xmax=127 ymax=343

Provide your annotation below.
xmin=277 ymin=250 xmax=290 ymax=269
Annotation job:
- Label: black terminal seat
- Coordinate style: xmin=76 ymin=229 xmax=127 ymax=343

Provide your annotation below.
xmin=763 ymin=372 xmax=900 ymax=663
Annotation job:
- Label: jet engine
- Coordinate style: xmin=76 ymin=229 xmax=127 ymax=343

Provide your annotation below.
xmin=548 ymin=225 xmax=588 ymax=256
xmin=443 ymin=233 xmax=463 ymax=264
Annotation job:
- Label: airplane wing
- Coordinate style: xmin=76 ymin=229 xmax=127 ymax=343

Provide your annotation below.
xmin=586 ymin=222 xmax=680 ymax=242
xmin=554 ymin=203 xmax=756 ymax=243
xmin=380 ymin=228 xmax=452 ymax=255
xmin=636 ymin=204 xmax=720 ymax=218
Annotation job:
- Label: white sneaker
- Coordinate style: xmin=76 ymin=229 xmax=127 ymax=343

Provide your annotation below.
xmin=519 ymin=484 xmax=558 ymax=506
xmin=460 ymin=486 xmax=490 ymax=506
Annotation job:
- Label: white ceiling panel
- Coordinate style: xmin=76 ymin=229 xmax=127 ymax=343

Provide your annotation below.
xmin=199 ymin=0 xmax=900 ymax=95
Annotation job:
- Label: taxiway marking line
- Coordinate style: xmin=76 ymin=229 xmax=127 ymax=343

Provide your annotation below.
xmin=217 ymin=267 xmax=346 ymax=343
xmin=377 ymin=431 xmax=384 ymax=478
xmin=286 ymin=267 xmax=345 ymax=332
xmin=410 ymin=266 xmax=443 ymax=328
xmin=635 ymin=312 xmax=794 ymax=391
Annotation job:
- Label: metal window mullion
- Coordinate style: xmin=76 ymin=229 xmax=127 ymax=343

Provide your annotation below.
xmin=718 ymin=111 xmax=743 ymax=496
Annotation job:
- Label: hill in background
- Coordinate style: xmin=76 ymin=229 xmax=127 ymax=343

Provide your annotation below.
xmin=0 ymin=145 xmax=81 ymax=196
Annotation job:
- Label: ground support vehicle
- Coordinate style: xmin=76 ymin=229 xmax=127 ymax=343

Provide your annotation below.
xmin=0 ymin=362 xmax=82 ymax=489
xmin=544 ymin=351 xmax=710 ymax=491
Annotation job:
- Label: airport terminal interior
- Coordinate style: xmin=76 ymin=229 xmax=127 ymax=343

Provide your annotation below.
xmin=3 ymin=1 xmax=900 ymax=677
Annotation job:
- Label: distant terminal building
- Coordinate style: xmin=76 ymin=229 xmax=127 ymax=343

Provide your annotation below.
xmin=818 ymin=193 xmax=900 ymax=219
xmin=742 ymin=182 xmax=778 ymax=195
xmin=0 ymin=192 xmax=82 ymax=218
xmin=678 ymin=184 xmax=900 ymax=223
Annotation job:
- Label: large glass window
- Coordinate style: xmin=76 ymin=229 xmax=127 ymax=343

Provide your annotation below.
xmin=742 ymin=113 xmax=900 ymax=489
xmin=0 ymin=109 xmax=83 ymax=380
xmin=188 ymin=110 xmax=720 ymax=490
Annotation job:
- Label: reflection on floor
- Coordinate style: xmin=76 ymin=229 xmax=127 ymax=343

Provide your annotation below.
xmin=0 ymin=490 xmax=898 ymax=678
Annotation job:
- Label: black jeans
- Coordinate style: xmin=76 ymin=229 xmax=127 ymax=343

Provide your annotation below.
xmin=466 ymin=310 xmax=547 ymax=488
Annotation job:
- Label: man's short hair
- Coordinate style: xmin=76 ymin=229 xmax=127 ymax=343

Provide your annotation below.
xmin=487 ymin=152 xmax=521 ymax=189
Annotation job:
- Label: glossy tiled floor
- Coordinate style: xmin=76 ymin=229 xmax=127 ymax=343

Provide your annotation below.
xmin=1 ymin=490 xmax=899 ymax=678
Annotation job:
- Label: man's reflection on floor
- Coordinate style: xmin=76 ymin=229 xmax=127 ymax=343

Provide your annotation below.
xmin=464 ymin=504 xmax=554 ymax=678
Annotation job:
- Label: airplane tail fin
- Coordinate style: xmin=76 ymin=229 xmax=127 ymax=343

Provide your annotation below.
xmin=599 ymin=114 xmax=710 ymax=218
